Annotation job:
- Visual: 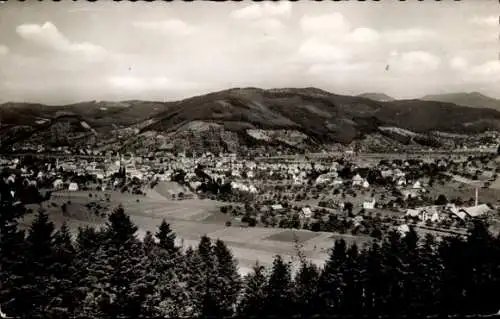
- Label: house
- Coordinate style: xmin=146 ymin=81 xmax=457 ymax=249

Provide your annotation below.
xmin=352 ymin=174 xmax=364 ymax=187
xmin=405 ymin=206 xmax=440 ymax=222
xmin=363 ymin=199 xmax=376 ymax=210
xmin=53 ymin=179 xmax=64 ymax=189
xmin=301 ymin=207 xmax=312 ymax=219
xmin=397 ymin=224 xmax=411 ymax=236
xmin=271 ymin=204 xmax=284 ymax=212
xmin=362 ymin=180 xmax=370 ymax=189
xmin=353 ymin=215 xmax=364 ymax=227
xmin=446 ymin=204 xmax=467 ymax=220
xmin=68 ymin=182 xmax=79 ymax=191
xmin=412 ymin=181 xmax=422 ymax=190
xmin=461 ymin=204 xmax=491 ymax=219
xmin=332 ymin=178 xmax=343 ymax=186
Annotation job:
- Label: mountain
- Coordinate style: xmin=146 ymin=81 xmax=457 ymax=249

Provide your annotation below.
xmin=2 ymin=87 xmax=500 ymax=153
xmin=421 ymin=92 xmax=500 ymax=111
xmin=357 ymin=92 xmax=395 ymax=102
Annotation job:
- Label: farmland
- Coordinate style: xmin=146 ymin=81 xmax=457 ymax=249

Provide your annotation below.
xmin=19 ymin=188 xmax=344 ymax=275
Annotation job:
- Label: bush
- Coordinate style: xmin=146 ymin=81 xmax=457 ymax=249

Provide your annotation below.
xmin=225 ymin=220 xmax=232 ymax=227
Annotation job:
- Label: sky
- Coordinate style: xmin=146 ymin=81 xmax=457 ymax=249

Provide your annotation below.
xmin=0 ymin=0 xmax=499 ymax=104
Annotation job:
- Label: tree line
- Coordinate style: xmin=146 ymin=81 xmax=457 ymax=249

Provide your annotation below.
xmin=1 ymin=199 xmax=500 ymax=319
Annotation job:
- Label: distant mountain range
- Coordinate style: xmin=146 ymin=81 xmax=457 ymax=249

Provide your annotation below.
xmin=1 ymin=88 xmax=500 ymax=153
xmin=357 ymin=93 xmax=395 ymax=102
xmin=420 ymin=92 xmax=500 ymax=111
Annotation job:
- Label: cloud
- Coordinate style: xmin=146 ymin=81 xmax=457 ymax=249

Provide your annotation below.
xmin=449 ymin=57 xmax=468 ymax=70
xmin=383 ymin=28 xmax=437 ymax=43
xmin=469 ymin=16 xmax=498 ymax=27
xmin=390 ymin=51 xmax=440 ymax=73
xmin=107 ymin=75 xmax=199 ymax=91
xmin=132 ymin=19 xmax=196 ymax=36
xmin=470 ymin=60 xmax=500 ymax=79
xmin=248 ymin=18 xmax=285 ymax=34
xmin=16 ymin=22 xmax=108 ymax=61
xmin=348 ymin=27 xmax=380 ymax=43
xmin=299 ymin=12 xmax=351 ymax=36
xmin=295 ymin=38 xmax=350 ymax=64
xmin=0 ymin=44 xmax=8 ymax=56
xmin=230 ymin=2 xmax=291 ymax=20
xmin=308 ymin=62 xmax=373 ymax=75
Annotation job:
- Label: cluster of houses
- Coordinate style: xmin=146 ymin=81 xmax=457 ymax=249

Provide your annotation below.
xmin=406 ymin=203 xmax=492 ymax=223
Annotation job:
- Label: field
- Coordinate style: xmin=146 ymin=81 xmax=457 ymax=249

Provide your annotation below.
xmin=19 ymin=187 xmax=352 ymax=275
xmin=427 ymin=181 xmax=500 ymax=205
xmin=266 ymin=229 xmax=320 ymax=243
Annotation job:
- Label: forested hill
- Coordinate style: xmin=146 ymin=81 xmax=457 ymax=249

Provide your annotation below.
xmin=1 ymin=200 xmax=500 ymax=318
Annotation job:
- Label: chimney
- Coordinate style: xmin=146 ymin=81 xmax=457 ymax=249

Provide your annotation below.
xmin=475 ymin=187 xmax=479 ymax=207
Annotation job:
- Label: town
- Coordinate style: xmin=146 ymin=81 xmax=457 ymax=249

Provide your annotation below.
xmin=2 ymin=145 xmax=500 ymax=275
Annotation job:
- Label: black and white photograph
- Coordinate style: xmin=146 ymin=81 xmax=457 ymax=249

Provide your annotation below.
xmin=1 ymin=0 xmax=500 ymax=318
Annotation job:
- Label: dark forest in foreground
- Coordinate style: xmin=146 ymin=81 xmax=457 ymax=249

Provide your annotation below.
xmin=1 ymin=198 xmax=500 ymax=319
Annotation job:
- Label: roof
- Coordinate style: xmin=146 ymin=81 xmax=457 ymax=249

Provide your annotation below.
xmin=460 ymin=204 xmax=491 ymax=218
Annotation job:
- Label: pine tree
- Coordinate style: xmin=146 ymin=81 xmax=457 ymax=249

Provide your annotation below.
xmin=47 ymin=222 xmax=78 ymax=317
xmin=237 ymin=263 xmax=268 ymax=318
xmin=414 ymin=233 xmax=441 ymax=315
xmin=78 ymin=207 xmax=147 ymax=319
xmin=438 ymin=235 xmax=468 ymax=314
xmin=341 ymin=243 xmax=364 ymax=315
xmin=316 ymin=239 xmax=347 ymax=315
xmin=20 ymin=210 xmax=56 ymax=318
xmin=212 ymin=239 xmax=242 ymax=318
xmin=262 ymin=255 xmax=293 ymax=318
xmin=380 ymin=230 xmax=407 ymax=315
xmin=142 ymin=231 xmax=156 ymax=256
xmin=0 ymin=200 xmax=27 ymax=316
xmin=292 ymin=261 xmax=320 ymax=318
xmin=363 ymin=241 xmax=384 ymax=315
xmin=155 ymin=219 xmax=178 ymax=255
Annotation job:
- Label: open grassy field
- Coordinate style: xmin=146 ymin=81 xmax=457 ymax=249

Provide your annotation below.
xmin=18 ymin=188 xmax=370 ymax=275
xmin=428 ymin=181 xmax=500 ymax=205
xmin=266 ymin=229 xmax=320 ymax=243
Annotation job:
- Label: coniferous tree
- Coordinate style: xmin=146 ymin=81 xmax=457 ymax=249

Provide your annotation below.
xmin=212 ymin=239 xmax=242 ymax=318
xmin=155 ymin=219 xmax=178 ymax=255
xmin=316 ymin=239 xmax=347 ymax=315
xmin=20 ymin=210 xmax=56 ymax=318
xmin=142 ymin=230 xmax=156 ymax=256
xmin=80 ymin=207 xmax=146 ymax=319
xmin=0 ymin=200 xmax=27 ymax=316
xmin=292 ymin=261 xmax=320 ymax=318
xmin=237 ymin=263 xmax=268 ymax=319
xmin=262 ymin=255 xmax=293 ymax=318
xmin=341 ymin=243 xmax=363 ymax=315
xmin=414 ymin=234 xmax=441 ymax=315
xmin=363 ymin=241 xmax=384 ymax=315
xmin=48 ymin=222 xmax=77 ymax=317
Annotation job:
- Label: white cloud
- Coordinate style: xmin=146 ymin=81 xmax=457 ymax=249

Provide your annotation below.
xmin=0 ymin=44 xmax=8 ymax=56
xmin=16 ymin=21 xmax=108 ymax=61
xmin=249 ymin=18 xmax=285 ymax=33
xmin=300 ymin=12 xmax=351 ymax=36
xmin=390 ymin=51 xmax=440 ymax=73
xmin=107 ymin=75 xmax=199 ymax=91
xmin=295 ymin=38 xmax=349 ymax=64
xmin=470 ymin=16 xmax=498 ymax=27
xmin=348 ymin=27 xmax=380 ymax=43
xmin=230 ymin=2 xmax=291 ymax=20
xmin=308 ymin=62 xmax=373 ymax=75
xmin=383 ymin=28 xmax=437 ymax=43
xmin=470 ymin=60 xmax=500 ymax=79
xmin=449 ymin=57 xmax=468 ymax=70
xmin=132 ymin=19 xmax=196 ymax=36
